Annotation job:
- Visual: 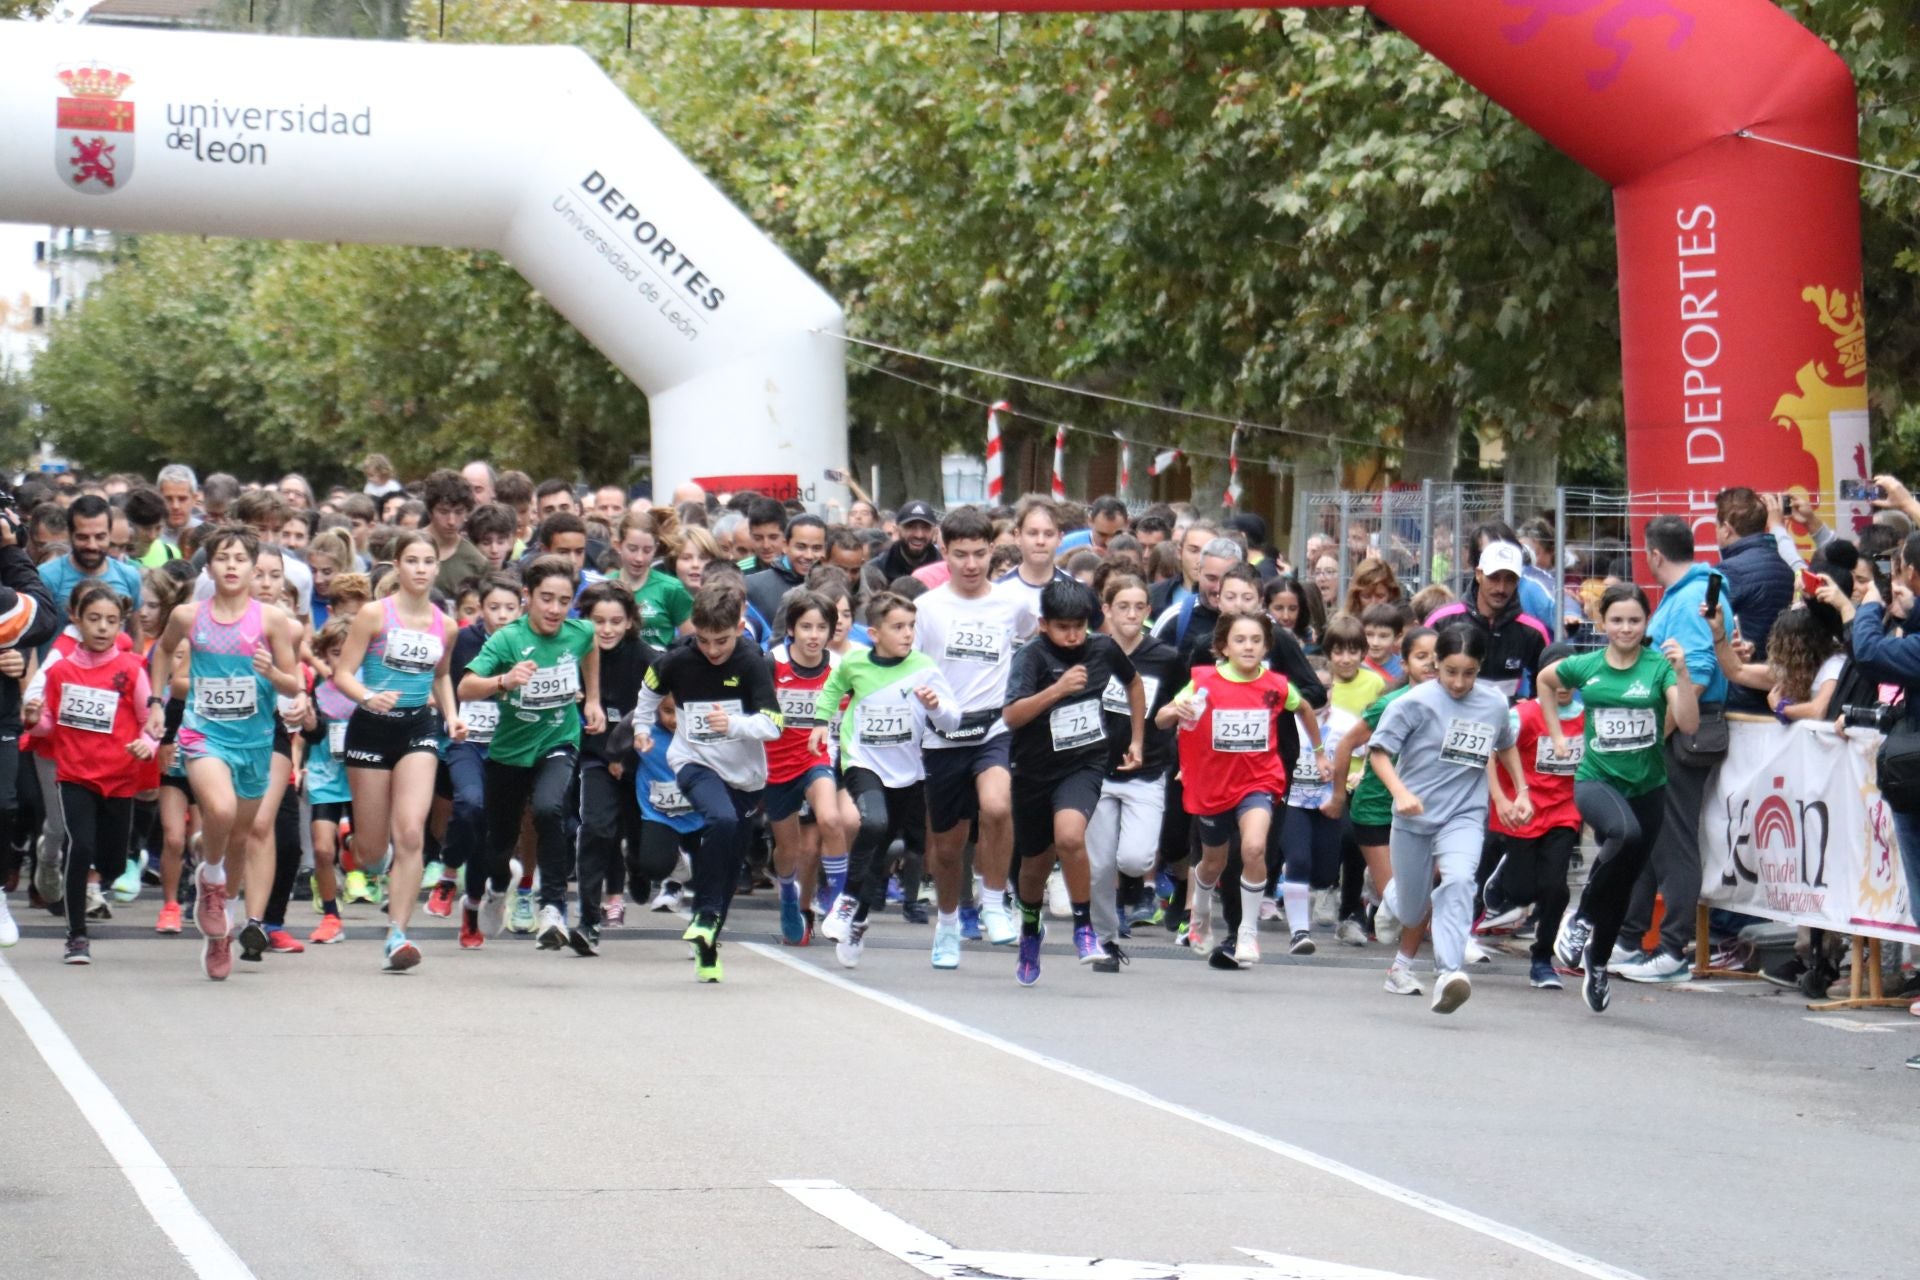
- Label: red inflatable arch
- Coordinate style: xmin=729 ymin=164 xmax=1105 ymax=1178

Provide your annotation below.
xmin=600 ymin=0 xmax=1871 ymax=542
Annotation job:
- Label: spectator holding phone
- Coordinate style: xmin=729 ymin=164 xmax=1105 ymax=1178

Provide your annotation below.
xmin=1712 ymin=487 xmax=1795 ymax=716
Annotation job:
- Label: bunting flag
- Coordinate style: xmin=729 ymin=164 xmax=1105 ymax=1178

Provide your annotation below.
xmin=1223 ymin=426 xmax=1242 ymax=509
xmin=1113 ymin=431 xmax=1131 ymax=496
xmin=1051 ymin=425 xmax=1067 ymax=500
xmin=1149 ymin=448 xmax=1182 ymax=477
xmin=985 ymin=400 xmax=1008 ymax=502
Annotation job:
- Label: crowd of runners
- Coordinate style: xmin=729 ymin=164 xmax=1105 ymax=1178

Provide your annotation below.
xmin=0 ymin=456 xmax=1913 ymax=1026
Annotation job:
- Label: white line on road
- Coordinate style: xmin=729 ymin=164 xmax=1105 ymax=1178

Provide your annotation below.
xmin=745 ymin=943 xmax=1648 ymax=1280
xmin=0 ymin=955 xmax=256 ymax=1280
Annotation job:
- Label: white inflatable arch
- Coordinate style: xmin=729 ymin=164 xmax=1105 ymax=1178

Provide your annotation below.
xmin=0 ymin=22 xmax=849 ymax=506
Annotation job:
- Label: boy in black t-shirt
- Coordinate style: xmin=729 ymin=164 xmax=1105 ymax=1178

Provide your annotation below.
xmin=1002 ymin=580 xmax=1144 ymax=985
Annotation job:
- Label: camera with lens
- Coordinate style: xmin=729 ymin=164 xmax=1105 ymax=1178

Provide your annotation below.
xmin=1842 ymin=704 xmax=1902 ymax=733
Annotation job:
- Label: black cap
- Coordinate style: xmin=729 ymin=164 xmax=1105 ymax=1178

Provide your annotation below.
xmin=896 ymin=500 xmax=938 ymax=527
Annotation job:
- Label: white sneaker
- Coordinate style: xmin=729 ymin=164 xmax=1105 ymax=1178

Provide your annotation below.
xmin=1373 ymin=887 xmax=1402 ymax=947
xmin=648 ymin=885 xmax=681 ymax=912
xmin=1258 ymin=898 xmax=1281 ymax=923
xmin=1464 ymin=938 xmax=1493 ymax=966
xmin=1236 ymin=926 xmax=1261 ymax=965
xmin=1615 ymin=949 xmax=1692 ymax=984
xmin=1383 ymin=961 xmax=1422 ymax=996
xmin=1607 ymin=944 xmax=1648 ymax=973
xmin=85 ymin=882 xmax=112 ymax=920
xmin=1335 ymin=918 xmax=1367 ymax=947
xmin=478 ymin=891 xmax=507 ymax=938
xmin=836 ymin=919 xmax=868 ymax=969
xmin=1045 ymin=869 xmax=1071 ymax=919
xmin=1432 ymin=970 xmax=1472 ymax=1014
xmin=0 ymin=895 xmax=17 ymax=947
xmin=535 ymin=904 xmax=568 ymax=950
xmin=1312 ymin=887 xmax=1339 ymax=928
xmin=980 ymin=895 xmax=1018 ymax=946
xmin=819 ymin=894 xmax=855 ymax=943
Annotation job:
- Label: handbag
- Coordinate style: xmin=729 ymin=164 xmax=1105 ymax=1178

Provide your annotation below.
xmin=1671 ymin=702 xmax=1729 ymax=768
xmin=1877 ymin=715 xmax=1920 ymax=814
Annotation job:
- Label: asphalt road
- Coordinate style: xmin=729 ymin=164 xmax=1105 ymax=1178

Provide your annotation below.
xmin=1 ymin=890 xmax=1914 ymax=1280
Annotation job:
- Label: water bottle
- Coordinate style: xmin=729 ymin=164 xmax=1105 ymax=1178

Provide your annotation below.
xmin=1179 ymin=685 xmax=1207 ymax=732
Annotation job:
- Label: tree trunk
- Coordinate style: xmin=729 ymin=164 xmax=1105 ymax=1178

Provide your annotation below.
xmin=1397 ymin=402 xmax=1458 ymax=486
xmin=1504 ymin=420 xmax=1559 ymax=498
xmin=861 ymin=419 xmax=944 ymax=511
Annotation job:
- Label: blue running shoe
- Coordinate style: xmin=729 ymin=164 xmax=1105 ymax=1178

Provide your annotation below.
xmin=886 ymin=876 xmax=904 ymax=904
xmin=779 ymin=894 xmax=805 ymax=945
xmin=959 ymin=903 xmax=983 ymax=941
xmin=1155 ymin=869 xmax=1175 ymax=901
xmin=1074 ymin=924 xmax=1101 ymax=964
xmin=1016 ymin=929 xmax=1043 ymax=986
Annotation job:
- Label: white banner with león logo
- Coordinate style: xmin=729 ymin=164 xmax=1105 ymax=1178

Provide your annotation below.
xmin=1699 ymin=719 xmax=1914 ymax=944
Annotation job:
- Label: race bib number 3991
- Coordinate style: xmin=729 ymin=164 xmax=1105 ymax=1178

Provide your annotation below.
xmin=1439 ymin=718 xmax=1495 ymax=768
xmin=519 ymin=661 xmax=579 ymax=712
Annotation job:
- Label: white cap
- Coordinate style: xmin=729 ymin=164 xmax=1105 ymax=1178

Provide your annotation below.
xmin=1477 ymin=541 xmax=1524 ymax=578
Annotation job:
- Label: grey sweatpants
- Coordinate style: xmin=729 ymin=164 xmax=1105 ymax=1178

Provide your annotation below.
xmin=1085 ymin=774 xmax=1164 ymax=942
xmin=1386 ymin=811 xmax=1483 ymax=975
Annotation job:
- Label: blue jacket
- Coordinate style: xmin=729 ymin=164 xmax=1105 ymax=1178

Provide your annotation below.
xmin=1718 ymin=531 xmax=1795 ymax=713
xmin=1850 ymin=602 xmax=1920 ymax=721
xmin=1648 ymin=562 xmax=1727 ymax=704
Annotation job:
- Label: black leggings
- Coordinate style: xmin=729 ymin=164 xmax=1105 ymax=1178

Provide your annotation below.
xmin=1485 ymin=825 xmax=1577 ymax=963
xmin=844 ymin=768 xmax=925 ymax=920
xmin=59 ymin=782 xmax=132 ymax=939
xmin=476 ymin=747 xmax=578 ymax=909
xmin=577 ymin=759 xmax=640 ymax=927
xmin=263 ymin=782 xmax=301 ymax=928
xmin=1574 ymin=781 xmax=1666 ymax=965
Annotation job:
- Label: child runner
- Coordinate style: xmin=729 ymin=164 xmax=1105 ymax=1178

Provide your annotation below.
xmin=146 ymin=527 xmax=305 ymax=981
xmin=433 ymin=572 xmax=521 ymax=929
xmin=1480 ymin=640 xmax=1586 ymax=990
xmin=629 ymin=581 xmax=779 ymax=983
xmin=1541 ymin=584 xmax=1699 ymax=1010
xmin=330 ymin=531 xmax=463 ymax=971
xmin=300 ymin=618 xmax=355 ymax=944
xmin=1161 ymin=611 xmax=1325 ymax=968
xmin=573 ymin=581 xmax=654 ymax=953
xmin=808 ymin=591 xmax=960 ymax=969
xmin=612 ymin=512 xmax=693 ymax=649
xmin=1086 ymin=574 xmax=1180 ymax=972
xmin=633 ymin=695 xmax=700 ymax=912
xmin=1366 ymin=624 xmax=1528 ymax=1015
xmin=152 ymin=635 xmax=195 ymax=936
xmin=27 ymin=585 xmax=157 ymax=965
xmin=1361 ymin=603 xmax=1407 ymax=688
xmin=764 ymin=589 xmax=845 ymax=946
xmin=1277 ymin=657 xmax=1354 ymax=957
xmin=458 ymin=556 xmax=603 ymax=954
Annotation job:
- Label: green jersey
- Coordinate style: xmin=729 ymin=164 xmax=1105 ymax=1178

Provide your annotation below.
xmin=618 ymin=570 xmax=693 ymax=650
xmin=466 ymin=616 xmax=595 ymax=768
xmin=1348 ymin=686 xmax=1412 ymax=828
xmin=1553 ymin=647 xmax=1675 ymax=798
xmin=817 ymin=648 xmax=959 ymax=789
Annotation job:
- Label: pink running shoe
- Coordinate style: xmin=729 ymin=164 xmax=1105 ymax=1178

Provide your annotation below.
xmin=202 ymin=934 xmax=233 ymax=981
xmin=604 ymin=894 xmax=626 ymax=926
xmin=194 ymin=865 xmax=229 ymax=940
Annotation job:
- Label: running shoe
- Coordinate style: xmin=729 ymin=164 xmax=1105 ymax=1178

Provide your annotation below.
xmin=1074 ymin=924 xmax=1102 ymax=964
xmin=1155 ymin=869 xmax=1175 ymax=901
xmin=1607 ymin=945 xmax=1647 ymax=973
xmin=1432 ymin=970 xmax=1471 ymax=1014
xmin=85 ymin=883 xmax=112 ymax=921
xmin=1616 ymin=949 xmax=1691 ymax=984
xmin=508 ymin=890 xmax=537 ymax=934
xmin=311 ymin=883 xmax=323 ymax=915
xmin=1382 ymin=961 xmax=1422 ymax=996
xmin=266 ymin=928 xmax=305 ymax=954
xmin=342 ymin=869 xmax=371 ymax=904
xmin=1092 ymin=940 xmax=1128 ymax=974
xmin=959 ymin=903 xmax=983 ymax=941
xmin=238 ymin=920 xmax=270 ymax=963
xmin=1480 ymin=854 xmax=1512 ymax=916
xmin=369 ymin=874 xmax=389 ymax=908
xmin=1473 ymin=905 xmax=1526 ymax=935
xmin=1582 ymin=952 xmax=1611 ymax=1012
xmin=310 ymin=914 xmax=345 ymax=945
xmin=63 ymin=936 xmax=91 ymax=965
xmin=779 ymin=894 xmax=806 ymax=945
xmin=1187 ymin=896 xmax=1214 ymax=954
xmin=1529 ymin=957 xmax=1564 ymax=990
xmin=836 ymin=917 xmax=868 ymax=969
xmin=1235 ymin=926 xmax=1261 ymax=966
xmin=980 ymin=896 xmax=1018 ymax=946
xmin=1907 ymin=1054 xmax=1920 ymax=1071
xmin=111 ymin=857 xmax=142 ymax=904
xmin=604 ymin=894 xmax=626 ymax=926
xmin=1125 ymin=898 xmax=1160 ymax=928
xmin=1464 ymin=938 xmax=1492 ymax=966
xmin=384 ymin=932 xmax=422 ymax=972
xmin=1312 ymin=887 xmax=1339 ymax=928
xmin=1016 ymin=929 xmax=1043 ymax=986
xmin=459 ymin=907 xmax=484 ymax=950
xmin=885 ymin=875 xmax=903 ymax=905
xmin=1552 ymin=913 xmax=1593 ymax=972
xmin=479 ymin=889 xmax=508 ymax=938
xmin=0 ymin=895 xmax=16 ymax=947
xmin=684 ymin=914 xmax=722 ymax=982
xmin=536 ymin=905 xmax=568 ymax=950
xmin=931 ymin=918 xmax=963 ymax=969
xmin=424 ymin=881 xmax=456 ymax=919
xmin=1373 ymin=888 xmax=1402 ymax=947
xmin=1046 ymin=869 xmax=1070 ymax=919
xmin=799 ymin=908 xmax=816 ymax=947
xmin=900 ymin=900 xmax=929 ymax=925
xmin=1209 ymin=938 xmax=1241 ymax=970
xmin=422 ymin=860 xmax=447 ymax=891
xmin=1760 ymin=956 xmax=1809 ymax=990
xmin=193 ymin=865 xmax=228 ymax=940
xmin=648 ymin=884 xmax=683 ymax=913
xmin=1335 ymin=918 xmax=1367 ymax=947
xmin=1288 ymin=930 xmax=1314 ymax=957
xmin=567 ymin=925 xmax=600 ymax=957
xmin=820 ymin=894 xmax=855 ymax=943
xmin=1257 ymin=897 xmax=1281 ymax=923
xmin=202 ymin=934 xmax=233 ymax=981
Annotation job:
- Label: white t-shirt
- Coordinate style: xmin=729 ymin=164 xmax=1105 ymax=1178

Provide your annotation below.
xmin=1813 ymin=652 xmax=1844 ymax=693
xmin=913 ymin=579 xmax=1040 ymax=749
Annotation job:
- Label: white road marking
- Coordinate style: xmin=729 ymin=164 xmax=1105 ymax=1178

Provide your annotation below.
xmin=777 ymin=1177 xmax=1434 ymax=1278
xmin=1801 ymin=1015 xmax=1910 ymax=1034
xmin=0 ymin=955 xmax=256 ymax=1279
xmin=745 ymin=943 xmax=1648 ymax=1280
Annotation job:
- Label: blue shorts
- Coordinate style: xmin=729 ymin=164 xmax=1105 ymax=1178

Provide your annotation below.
xmin=765 ymin=764 xmax=834 ymax=822
xmin=180 ymin=736 xmax=274 ymax=802
xmin=923 ymin=732 xmax=1013 ymax=833
xmin=1195 ymin=792 xmax=1273 ymax=847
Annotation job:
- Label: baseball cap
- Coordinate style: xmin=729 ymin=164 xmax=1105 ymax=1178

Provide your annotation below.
xmin=897 ymin=500 xmax=938 ymax=527
xmin=1477 ymin=541 xmax=1524 ymax=577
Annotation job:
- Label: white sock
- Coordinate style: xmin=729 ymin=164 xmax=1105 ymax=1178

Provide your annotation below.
xmin=1282 ymin=882 xmax=1311 ymax=933
xmin=938 ymin=909 xmax=959 ymax=929
xmin=200 ymin=863 xmax=226 ymax=886
xmin=1191 ymin=877 xmax=1215 ymax=928
xmin=1239 ymin=879 xmax=1265 ymax=934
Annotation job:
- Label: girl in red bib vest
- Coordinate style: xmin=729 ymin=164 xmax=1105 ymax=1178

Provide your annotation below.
xmin=1160 ymin=612 xmax=1327 ymax=966
xmin=26 ymin=585 xmax=159 ymax=965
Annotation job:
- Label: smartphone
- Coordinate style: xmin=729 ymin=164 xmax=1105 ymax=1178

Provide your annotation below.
xmin=1704 ymin=572 xmax=1722 ymax=616
xmin=823 ymin=468 xmax=846 ymax=483
xmin=1801 ymin=569 xmax=1826 ymax=597
xmin=1840 ymin=478 xmax=1885 ymax=502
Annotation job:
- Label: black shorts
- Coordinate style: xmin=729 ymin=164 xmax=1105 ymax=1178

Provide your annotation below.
xmin=924 ymin=733 xmax=1012 ymax=833
xmin=343 ymin=704 xmax=444 ymax=772
xmin=160 ymin=771 xmax=194 ymax=802
xmin=273 ymin=723 xmax=292 ymax=760
xmin=1349 ymin=819 xmax=1392 ymax=848
xmin=1011 ymin=766 xmax=1104 ymax=862
xmin=311 ymin=801 xmax=350 ymax=825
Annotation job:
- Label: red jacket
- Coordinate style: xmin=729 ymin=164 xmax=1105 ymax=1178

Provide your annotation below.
xmin=34 ymin=647 xmax=155 ymax=798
